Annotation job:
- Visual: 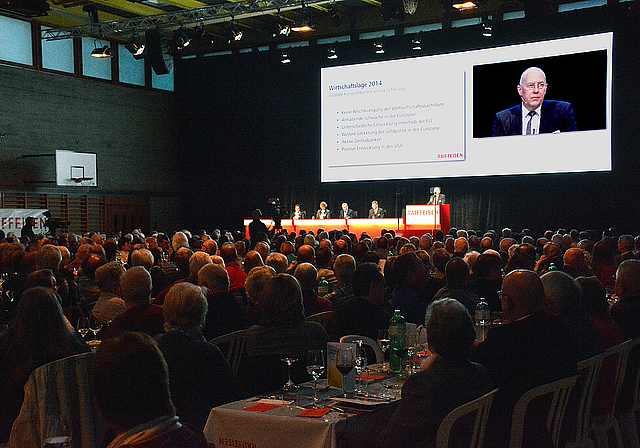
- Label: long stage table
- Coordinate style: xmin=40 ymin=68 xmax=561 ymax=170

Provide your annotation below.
xmin=244 ymin=205 xmax=449 ymax=239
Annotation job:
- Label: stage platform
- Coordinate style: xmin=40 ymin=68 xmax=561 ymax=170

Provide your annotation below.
xmin=244 ymin=205 xmax=450 ymax=239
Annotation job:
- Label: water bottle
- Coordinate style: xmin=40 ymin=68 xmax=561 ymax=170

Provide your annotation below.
xmin=389 ymin=310 xmax=406 ymax=374
xmin=475 ymin=299 xmax=491 ymax=342
xmin=317 ymin=277 xmax=329 ymax=296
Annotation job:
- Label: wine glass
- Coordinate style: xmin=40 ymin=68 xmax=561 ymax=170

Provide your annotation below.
xmin=377 ymin=329 xmax=390 ymax=366
xmin=280 ymin=357 xmax=298 ymax=398
xmin=336 ymin=346 xmax=355 ymax=397
xmin=355 ymin=341 xmax=368 ymax=396
xmin=306 ymin=349 xmax=325 ymax=407
xmin=77 ymin=317 xmax=89 ymax=340
xmin=89 ymin=315 xmax=102 ymax=340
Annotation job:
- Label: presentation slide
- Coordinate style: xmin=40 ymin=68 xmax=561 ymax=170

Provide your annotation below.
xmin=320 ymin=32 xmax=612 ymax=183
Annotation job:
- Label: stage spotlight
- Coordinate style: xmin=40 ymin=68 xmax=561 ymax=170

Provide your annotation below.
xmin=482 ymin=22 xmax=493 ymax=37
xmin=291 ymin=22 xmax=314 ymax=32
xmin=91 ymin=43 xmax=112 ymax=58
xmin=451 ymin=0 xmax=477 ymax=9
xmin=175 ymin=28 xmax=192 ymax=50
xmin=230 ymin=22 xmax=243 ymax=42
xmin=327 ymin=47 xmax=338 ymax=59
xmin=125 ymin=35 xmax=146 ymax=59
xmin=273 ymin=20 xmax=291 ymax=37
xmin=281 ymin=51 xmax=291 ymax=63
xmin=411 ymin=38 xmax=422 ymax=50
xmin=374 ymin=40 xmax=385 ymax=54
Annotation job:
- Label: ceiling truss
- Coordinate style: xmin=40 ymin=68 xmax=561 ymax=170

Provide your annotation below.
xmin=41 ymin=0 xmax=342 ymax=40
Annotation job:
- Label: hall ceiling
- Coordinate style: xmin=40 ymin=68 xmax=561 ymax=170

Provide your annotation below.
xmin=31 ymin=0 xmax=521 ymax=55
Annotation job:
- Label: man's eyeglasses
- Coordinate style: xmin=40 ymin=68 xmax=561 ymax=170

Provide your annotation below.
xmin=522 ymin=82 xmax=546 ymax=90
xmin=497 ymin=290 xmax=511 ymax=302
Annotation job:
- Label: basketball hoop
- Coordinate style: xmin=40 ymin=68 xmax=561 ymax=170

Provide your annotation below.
xmin=71 ymin=177 xmax=94 ymax=187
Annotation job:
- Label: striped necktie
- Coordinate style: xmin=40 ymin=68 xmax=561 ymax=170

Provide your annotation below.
xmin=525 ymin=110 xmax=537 ymax=135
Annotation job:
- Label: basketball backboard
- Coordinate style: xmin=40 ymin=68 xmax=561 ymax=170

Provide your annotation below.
xmin=55 ymin=150 xmax=97 ymax=187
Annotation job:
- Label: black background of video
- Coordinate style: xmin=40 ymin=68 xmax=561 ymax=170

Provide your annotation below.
xmin=473 ymin=50 xmax=607 ymax=138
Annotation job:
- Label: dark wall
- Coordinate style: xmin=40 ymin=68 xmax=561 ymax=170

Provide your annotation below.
xmin=175 ymin=4 xmax=640 ymax=237
xmin=0 ymin=63 xmax=184 ymax=232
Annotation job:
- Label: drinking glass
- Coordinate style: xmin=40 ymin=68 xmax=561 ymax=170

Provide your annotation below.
xmin=280 ymin=357 xmax=298 ymax=397
xmin=354 ymin=341 xmax=368 ymax=395
xmin=336 ymin=346 xmax=355 ymax=396
xmin=77 ymin=317 xmax=89 ymax=340
xmin=306 ymin=350 xmax=325 ymax=407
xmin=377 ymin=329 xmax=390 ymax=365
xmin=89 ymin=315 xmax=102 ymax=340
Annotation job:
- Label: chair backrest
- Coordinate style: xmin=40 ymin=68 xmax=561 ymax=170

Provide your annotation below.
xmin=8 ymin=352 xmax=105 ymax=448
xmin=339 ymin=335 xmax=384 ymax=364
xmin=509 ymin=374 xmax=580 ymax=448
xmin=435 ymin=388 xmax=499 ymax=448
xmin=306 ymin=311 xmax=334 ymax=330
xmin=209 ymin=329 xmax=248 ymax=375
xmin=600 ymin=338 xmax=635 ymax=416
xmin=569 ymin=352 xmax=605 ymax=445
xmin=615 ymin=336 xmax=640 ymax=415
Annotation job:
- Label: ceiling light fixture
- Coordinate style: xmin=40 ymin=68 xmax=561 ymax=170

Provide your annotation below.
xmin=175 ymin=28 xmax=192 ymax=50
xmin=91 ymin=42 xmax=112 ymax=58
xmin=452 ymin=1 xmax=477 ymax=9
xmin=374 ymin=40 xmax=385 ymax=54
xmin=273 ymin=20 xmax=291 ymax=37
xmin=229 ymin=22 xmax=243 ymax=42
xmin=125 ymin=34 xmax=146 ymax=59
xmin=291 ymin=22 xmax=314 ymax=32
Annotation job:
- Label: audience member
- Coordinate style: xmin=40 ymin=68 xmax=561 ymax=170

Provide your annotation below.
xmin=92 ymin=262 xmax=126 ymax=325
xmin=221 ymin=243 xmax=247 ymax=292
xmin=540 ymin=270 xmax=604 ymax=361
xmin=377 ymin=298 xmax=492 ymax=448
xmin=294 ymin=263 xmax=333 ymax=317
xmin=104 ymin=266 xmax=164 ymax=339
xmin=328 ymin=262 xmax=390 ymax=343
xmin=198 ymin=263 xmax=246 ymax=340
xmin=156 ymin=283 xmax=246 ymax=429
xmin=471 ymin=269 xmax=577 ymax=447
xmin=611 ymin=259 xmax=640 ymax=339
xmin=93 ymin=332 xmax=208 ymax=447
xmin=239 ymin=274 xmax=329 ymax=395
xmin=432 ymin=257 xmax=479 ymax=315
xmin=0 ymin=287 xmax=89 ymax=442
xmin=390 ymin=252 xmax=431 ymax=324
xmin=323 ymin=254 xmax=356 ymax=309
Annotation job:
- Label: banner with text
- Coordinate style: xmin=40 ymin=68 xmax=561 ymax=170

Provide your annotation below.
xmin=405 ymin=205 xmax=441 ymax=226
xmin=0 ymin=209 xmax=48 ymax=238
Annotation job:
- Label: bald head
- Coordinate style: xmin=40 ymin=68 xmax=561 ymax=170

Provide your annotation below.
xmin=616 ymin=259 xmax=640 ymax=299
xmin=501 ymin=269 xmax=545 ymax=321
xmin=297 ymin=245 xmax=315 ymax=264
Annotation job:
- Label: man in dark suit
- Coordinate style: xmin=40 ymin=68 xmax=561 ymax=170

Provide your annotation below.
xmin=471 ymin=269 xmax=577 ymax=447
xmin=493 ymin=67 xmax=577 ymax=137
xmin=338 ymin=202 xmax=357 ymax=219
xmin=427 ymin=187 xmax=446 ymax=205
xmin=368 ymin=200 xmax=386 ymax=218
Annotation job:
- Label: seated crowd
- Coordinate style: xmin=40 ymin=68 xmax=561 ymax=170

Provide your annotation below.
xmin=0 ymin=223 xmax=639 ymax=446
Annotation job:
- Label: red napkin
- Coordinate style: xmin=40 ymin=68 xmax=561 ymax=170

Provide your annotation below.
xmin=297 ymin=408 xmax=332 ymax=418
xmin=244 ymin=403 xmax=280 ymax=412
xmin=356 ymin=374 xmax=386 ymax=380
